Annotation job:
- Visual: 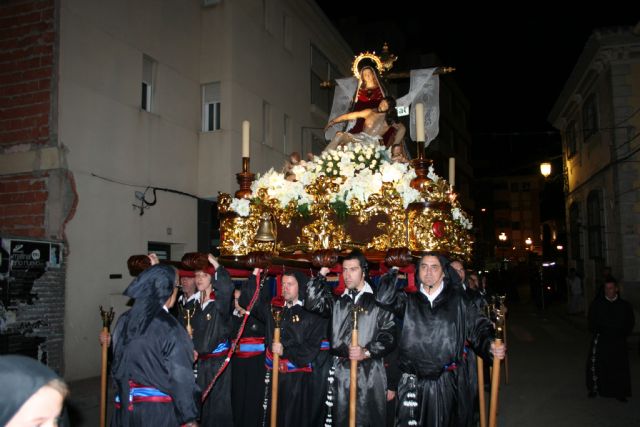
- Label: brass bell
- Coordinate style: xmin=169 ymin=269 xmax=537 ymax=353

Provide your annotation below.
xmin=255 ymin=213 xmax=277 ymax=242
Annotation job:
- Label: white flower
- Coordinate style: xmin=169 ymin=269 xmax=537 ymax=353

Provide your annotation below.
xmin=358 ymin=155 xmax=364 ymax=162
xmin=230 ymin=198 xmax=251 ymax=217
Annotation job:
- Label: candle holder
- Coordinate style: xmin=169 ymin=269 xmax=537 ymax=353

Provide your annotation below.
xmin=410 ymin=140 xmax=431 ymax=190
xmin=235 ymin=157 xmax=255 ymax=199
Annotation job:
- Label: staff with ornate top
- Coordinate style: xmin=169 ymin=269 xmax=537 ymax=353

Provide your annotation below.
xmin=349 ymin=304 xmax=366 ymax=427
xmin=489 ymin=308 xmax=505 ymax=427
xmin=269 ymin=296 xmax=285 ymax=426
xmin=99 ymin=305 xmax=114 ymax=427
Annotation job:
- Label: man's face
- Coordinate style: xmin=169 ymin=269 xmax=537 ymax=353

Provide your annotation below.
xmin=343 ymin=259 xmax=365 ymax=290
xmin=378 ymin=99 xmax=389 ymax=112
xmin=282 ymin=275 xmax=300 ymax=303
xmin=195 ymin=271 xmax=212 ymax=291
xmin=604 ymin=282 xmax=618 ymax=300
xmin=419 ymin=256 xmax=444 ymax=288
xmin=468 ymin=274 xmax=479 ymax=290
xmin=180 ymin=276 xmax=196 ymax=296
xmin=451 ymin=261 xmax=465 ymax=281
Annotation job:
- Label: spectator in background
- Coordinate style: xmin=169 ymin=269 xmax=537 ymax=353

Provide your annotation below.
xmin=566 ymin=268 xmax=584 ymax=314
xmin=586 ymin=278 xmax=635 ymax=402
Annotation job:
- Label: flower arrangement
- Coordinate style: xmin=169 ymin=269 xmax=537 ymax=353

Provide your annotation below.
xmin=229 ymin=142 xmax=472 ymax=232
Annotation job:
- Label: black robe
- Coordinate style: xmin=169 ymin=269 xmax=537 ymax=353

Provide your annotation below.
xmin=111 ymin=309 xmax=200 ymax=426
xmin=376 ymin=270 xmax=494 ymax=427
xmin=265 ymin=303 xmax=325 ymax=427
xmin=232 ymin=274 xmax=270 ymax=427
xmin=586 ymin=295 xmax=635 ymax=398
xmin=192 ymin=266 xmax=234 ymax=427
xmin=306 ymin=274 xmax=396 ymax=427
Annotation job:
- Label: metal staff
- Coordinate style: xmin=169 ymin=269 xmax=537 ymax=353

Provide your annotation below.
xmin=489 ymin=309 xmax=505 ymax=427
xmin=270 ymin=296 xmax=285 ymax=427
xmin=499 ymin=295 xmax=509 ymax=385
xmin=99 ymin=306 xmax=115 ymax=427
xmin=349 ymin=305 xmax=365 ymax=427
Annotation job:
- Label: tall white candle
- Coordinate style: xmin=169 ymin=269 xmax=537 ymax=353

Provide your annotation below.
xmin=415 ymin=103 xmax=425 ymax=142
xmin=242 ymin=120 xmax=250 ymax=158
xmin=449 ymin=157 xmax=456 ymax=188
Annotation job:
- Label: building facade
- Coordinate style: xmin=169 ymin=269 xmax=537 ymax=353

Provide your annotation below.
xmin=549 ymin=24 xmax=640 ymax=310
xmin=0 ymin=0 xmax=353 ymax=380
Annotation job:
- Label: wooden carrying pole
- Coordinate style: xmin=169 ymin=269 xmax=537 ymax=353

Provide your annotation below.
xmin=99 ymin=306 xmax=114 ymax=427
xmin=349 ymin=306 xmax=364 ymax=427
xmin=489 ymin=311 xmax=504 ymax=427
xmin=270 ymin=300 xmax=284 ymax=427
xmin=477 ymin=356 xmax=487 ymax=427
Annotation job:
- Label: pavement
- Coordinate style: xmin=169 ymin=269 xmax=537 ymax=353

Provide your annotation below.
xmin=66 ymin=288 xmax=640 ymax=426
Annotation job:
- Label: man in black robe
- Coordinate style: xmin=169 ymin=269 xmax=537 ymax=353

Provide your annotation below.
xmin=110 ymin=264 xmax=200 ymax=427
xmin=174 ymin=269 xmax=199 ymax=329
xmin=306 ymin=250 xmax=396 ymax=427
xmin=231 ymin=269 xmax=269 ymax=427
xmin=192 ymin=254 xmax=234 ymax=426
xmin=264 ymin=271 xmax=325 ymax=427
xmin=586 ymin=277 xmax=635 ymax=401
xmin=376 ymin=253 xmax=504 ymax=427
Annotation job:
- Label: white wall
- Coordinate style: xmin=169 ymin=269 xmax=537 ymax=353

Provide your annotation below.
xmin=59 ymin=0 xmax=201 ymax=380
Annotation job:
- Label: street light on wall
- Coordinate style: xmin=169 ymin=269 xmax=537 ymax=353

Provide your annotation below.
xmin=525 ymin=237 xmax=533 ymax=246
xmin=498 ymin=232 xmax=507 ymax=242
xmin=540 ymin=162 xmax=552 ymax=178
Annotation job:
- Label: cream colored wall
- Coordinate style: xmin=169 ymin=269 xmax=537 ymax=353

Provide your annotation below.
xmin=59 ymin=0 xmax=201 ymax=380
xmin=59 ymin=0 xmax=352 ymax=379
xmin=197 ymin=0 xmax=353 ymax=197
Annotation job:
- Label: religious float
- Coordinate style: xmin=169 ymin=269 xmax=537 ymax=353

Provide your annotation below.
xmin=217 ymin=48 xmax=473 ymax=267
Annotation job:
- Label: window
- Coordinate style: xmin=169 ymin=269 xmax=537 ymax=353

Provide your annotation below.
xmin=283 ymin=13 xmax=292 ymax=52
xmin=283 ymin=114 xmax=291 ymax=153
xmin=148 ymin=242 xmax=170 ymax=260
xmin=521 ymin=182 xmax=531 ymax=192
xmin=582 ymin=94 xmax=598 ymax=140
xmin=310 ymin=44 xmax=341 ymax=113
xmin=263 ymin=101 xmax=272 ymax=146
xmin=511 ymin=221 xmax=521 ymax=230
xmin=142 ymin=55 xmax=156 ymax=112
xmin=202 ymin=82 xmax=221 ymax=132
xmin=263 ymin=0 xmax=272 ymax=33
xmin=587 ymin=191 xmax=603 ymax=259
xmin=566 ymin=120 xmax=577 ymax=158
xmin=510 ymin=182 xmax=519 ymax=192
xmin=569 ymin=203 xmax=581 ymax=261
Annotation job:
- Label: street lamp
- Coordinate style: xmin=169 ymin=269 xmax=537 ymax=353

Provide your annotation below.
xmin=525 ymin=237 xmax=533 ymax=250
xmin=498 ymin=232 xmax=507 ymax=241
xmin=540 ymin=162 xmax=551 ymax=178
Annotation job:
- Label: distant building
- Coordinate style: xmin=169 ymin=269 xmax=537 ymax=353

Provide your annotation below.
xmin=474 ymin=175 xmax=544 ymax=267
xmin=0 ymin=0 xmax=352 ymax=380
xmin=549 ymin=24 xmax=640 ymax=308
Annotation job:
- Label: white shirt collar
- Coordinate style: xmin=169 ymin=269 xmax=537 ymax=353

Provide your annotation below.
xmin=605 ymin=295 xmax=618 ymax=302
xmin=342 ymin=282 xmax=373 ymax=303
xmin=420 ymin=280 xmax=445 ymax=307
xmin=286 ymin=299 xmax=303 ymax=308
xmin=179 ymin=291 xmax=200 ymax=304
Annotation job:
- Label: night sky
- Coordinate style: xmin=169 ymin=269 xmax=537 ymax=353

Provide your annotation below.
xmin=315 ymin=3 xmax=637 ymax=176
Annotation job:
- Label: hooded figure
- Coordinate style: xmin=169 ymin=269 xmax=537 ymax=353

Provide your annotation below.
xmin=0 ymin=355 xmax=67 ymax=427
xmin=110 ymin=264 xmax=200 ymax=427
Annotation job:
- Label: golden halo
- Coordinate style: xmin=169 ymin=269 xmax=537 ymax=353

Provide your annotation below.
xmin=351 ymin=52 xmax=384 ymax=80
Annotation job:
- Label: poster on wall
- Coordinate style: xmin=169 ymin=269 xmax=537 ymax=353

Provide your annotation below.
xmin=0 ymin=238 xmax=63 ymax=307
